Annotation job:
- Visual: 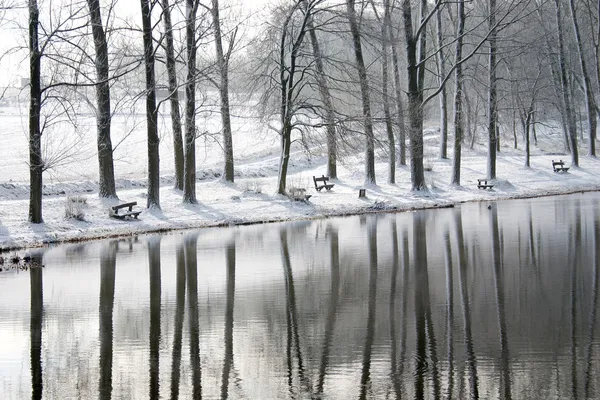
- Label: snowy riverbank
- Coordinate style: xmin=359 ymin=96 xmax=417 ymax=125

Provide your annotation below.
xmin=0 ymin=150 xmax=598 ymax=251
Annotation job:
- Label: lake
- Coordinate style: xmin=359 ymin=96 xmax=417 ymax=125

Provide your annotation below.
xmin=0 ymin=192 xmax=599 ymax=399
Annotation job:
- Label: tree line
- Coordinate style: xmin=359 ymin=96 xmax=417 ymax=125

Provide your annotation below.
xmin=2 ymin=0 xmax=597 ymax=222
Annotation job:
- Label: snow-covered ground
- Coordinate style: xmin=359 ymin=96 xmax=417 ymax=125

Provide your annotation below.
xmin=0 ymin=104 xmax=598 ymax=250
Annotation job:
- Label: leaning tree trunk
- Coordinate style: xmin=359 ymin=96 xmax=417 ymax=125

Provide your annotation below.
xmin=212 ymin=0 xmax=235 ymax=182
xmin=554 ymin=0 xmax=579 ymax=166
xmin=346 ymin=0 xmax=376 ymax=185
xmin=451 ymin=0 xmax=465 ymax=186
xmin=569 ymin=0 xmax=596 ymax=156
xmin=383 ymin=0 xmax=396 ymax=183
xmin=141 ymin=0 xmax=160 ymax=209
xmin=436 ymin=3 xmax=448 ymax=159
xmin=162 ymin=0 xmax=184 ymax=190
xmin=307 ymin=15 xmax=338 ymax=179
xmin=487 ymin=0 xmax=498 ymax=179
xmin=28 ymin=0 xmax=43 ymax=223
xmin=183 ymin=0 xmax=199 ymax=203
xmin=87 ymin=0 xmax=117 ymax=199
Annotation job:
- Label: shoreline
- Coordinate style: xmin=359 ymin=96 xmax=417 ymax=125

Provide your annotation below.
xmin=2 ymin=184 xmax=597 ymax=253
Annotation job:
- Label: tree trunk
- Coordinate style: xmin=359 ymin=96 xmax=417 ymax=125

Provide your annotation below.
xmin=569 ymin=0 xmax=596 ymax=156
xmin=383 ymin=0 xmax=396 ymax=183
xmin=277 ymin=123 xmax=292 ymax=195
xmin=401 ymin=0 xmax=426 ymax=190
xmin=436 ymin=4 xmax=448 ymax=159
xmin=390 ymin=29 xmax=407 ymax=166
xmin=29 ymin=0 xmax=43 ymax=223
xmin=141 ymin=0 xmax=160 ymax=209
xmin=87 ymin=0 xmax=117 ymax=199
xmin=346 ymin=0 xmax=376 ymax=185
xmin=212 ymin=0 xmax=235 ymax=182
xmin=307 ymin=15 xmax=338 ymax=179
xmin=162 ymin=0 xmax=184 ymax=190
xmin=451 ymin=0 xmax=465 ymax=185
xmin=487 ymin=0 xmax=498 ymax=179
xmin=183 ymin=0 xmax=199 ymax=203
xmin=554 ymin=0 xmax=579 ymax=166
xmin=525 ymin=109 xmax=532 ymax=167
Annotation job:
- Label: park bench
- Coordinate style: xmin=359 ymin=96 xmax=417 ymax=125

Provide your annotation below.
xmin=477 ymin=179 xmax=494 ymax=190
xmin=313 ymin=175 xmax=335 ymax=192
xmin=110 ymin=201 xmax=141 ymax=220
xmin=552 ymin=159 xmax=570 ymax=173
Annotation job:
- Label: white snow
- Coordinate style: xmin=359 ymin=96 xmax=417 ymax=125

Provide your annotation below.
xmin=0 ymin=104 xmax=598 ymax=250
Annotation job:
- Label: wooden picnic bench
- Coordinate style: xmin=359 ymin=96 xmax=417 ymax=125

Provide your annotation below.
xmin=110 ymin=201 xmax=141 ymax=220
xmin=552 ymin=159 xmax=570 ymax=173
xmin=477 ymin=179 xmax=494 ymax=190
xmin=313 ymin=175 xmax=335 ymax=192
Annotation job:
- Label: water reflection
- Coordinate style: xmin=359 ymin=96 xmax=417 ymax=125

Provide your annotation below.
xmin=359 ymin=219 xmax=377 ymax=400
xmin=3 ymin=193 xmax=600 ymax=399
xmin=30 ymin=254 xmax=43 ymax=400
xmin=455 ymin=209 xmax=479 ymax=399
xmin=148 ymin=238 xmax=161 ymax=400
xmin=185 ymin=234 xmax=202 ymax=399
xmin=220 ymin=239 xmax=235 ymax=400
xmin=99 ymin=242 xmax=116 ymax=400
xmin=170 ymin=242 xmax=185 ymax=400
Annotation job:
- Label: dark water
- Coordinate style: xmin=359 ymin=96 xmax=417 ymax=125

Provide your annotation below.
xmin=1 ymin=193 xmax=599 ymax=400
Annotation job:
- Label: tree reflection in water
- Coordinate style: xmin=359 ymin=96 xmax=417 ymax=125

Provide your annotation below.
xmin=170 ymin=242 xmax=186 ymax=400
xmin=490 ymin=206 xmax=511 ymax=400
xmin=220 ymin=239 xmax=235 ymax=399
xmin=30 ymin=253 xmax=43 ymax=400
xmin=584 ymin=207 xmax=599 ymax=399
xmin=148 ymin=237 xmax=161 ymax=400
xmin=185 ymin=234 xmax=202 ymax=399
xmin=315 ymin=224 xmax=340 ymax=399
xmin=280 ymin=227 xmax=311 ymax=397
xmin=359 ymin=218 xmax=378 ymax=400
xmin=98 ymin=241 xmax=117 ymax=400
xmin=455 ymin=209 xmax=479 ymax=399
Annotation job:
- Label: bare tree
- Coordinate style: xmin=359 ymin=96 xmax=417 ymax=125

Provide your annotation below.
xmin=210 ymin=0 xmax=235 ymax=182
xmin=436 ymin=3 xmax=448 ymax=159
xmin=307 ymin=7 xmax=338 ymax=179
xmin=553 ymin=0 xmax=579 ymax=166
xmin=141 ymin=0 xmax=160 ymax=209
xmin=183 ymin=0 xmax=200 ymax=203
xmin=275 ymin=0 xmax=316 ymax=195
xmin=401 ymin=0 xmax=435 ymax=190
xmin=346 ymin=0 xmax=376 ymax=185
xmin=487 ymin=0 xmax=499 ymax=179
xmin=451 ymin=0 xmax=465 ymax=185
xmin=86 ymin=0 xmax=117 ymax=199
xmin=161 ymin=0 xmax=184 ymax=190
xmin=568 ymin=0 xmax=596 ymax=156
xmin=28 ymin=0 xmax=42 ymax=223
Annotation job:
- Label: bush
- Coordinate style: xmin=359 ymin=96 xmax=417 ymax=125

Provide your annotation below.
xmin=242 ymin=180 xmax=263 ymax=194
xmin=65 ymin=196 xmax=86 ymax=221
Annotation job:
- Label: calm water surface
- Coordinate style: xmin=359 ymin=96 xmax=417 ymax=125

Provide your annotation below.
xmin=1 ymin=192 xmax=600 ymax=399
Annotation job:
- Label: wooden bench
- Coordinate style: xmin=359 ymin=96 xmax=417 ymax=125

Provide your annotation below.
xmin=477 ymin=179 xmax=494 ymax=190
xmin=110 ymin=201 xmax=141 ymax=220
xmin=552 ymin=159 xmax=570 ymax=173
xmin=313 ymin=175 xmax=334 ymax=192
